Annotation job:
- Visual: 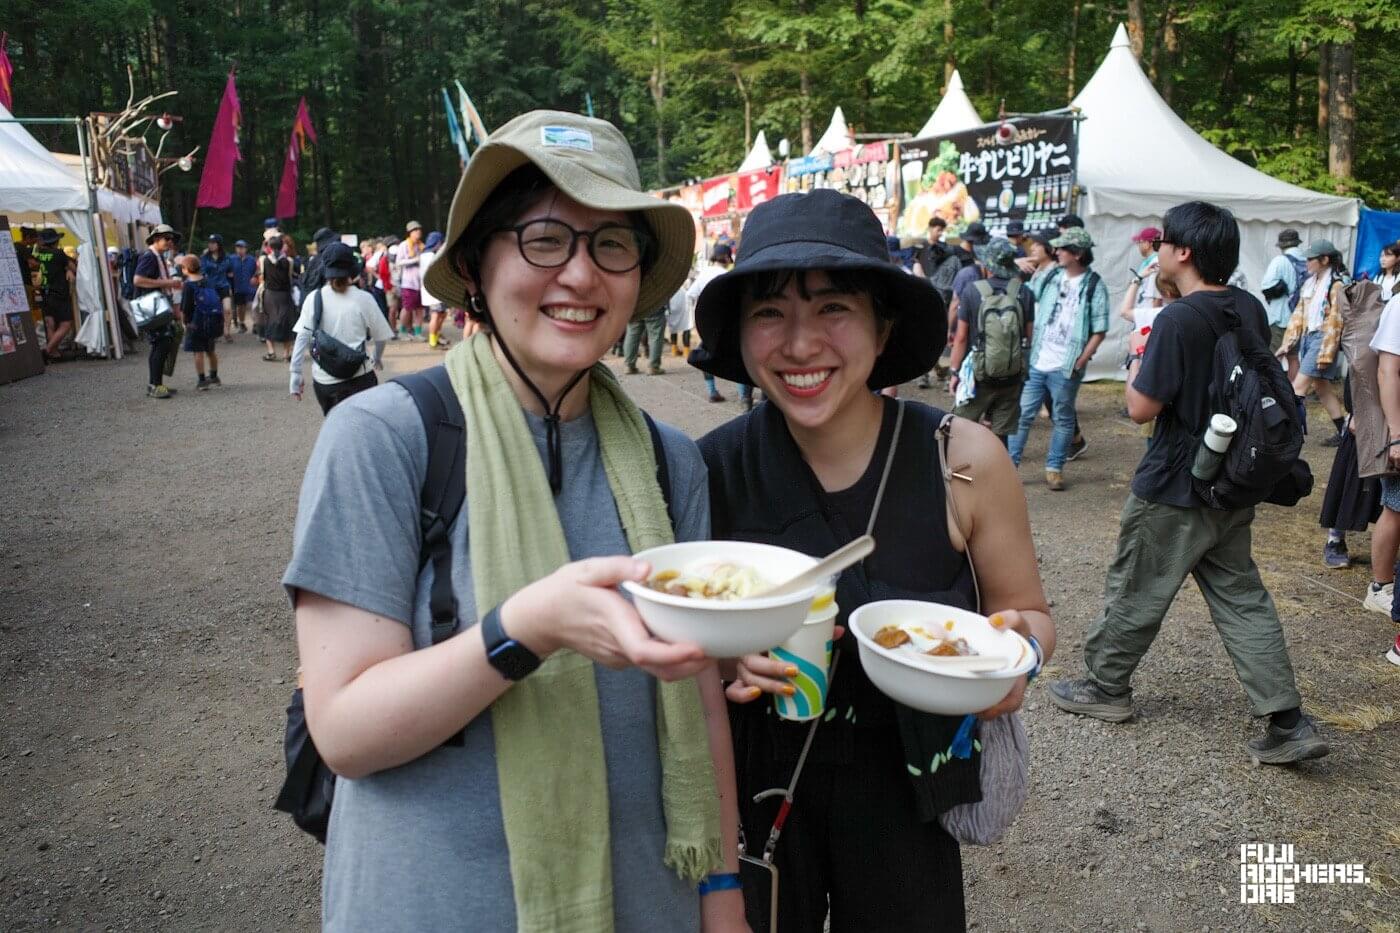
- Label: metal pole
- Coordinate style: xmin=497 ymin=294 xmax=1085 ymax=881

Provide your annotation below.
xmin=76 ymin=117 xmax=122 ymax=359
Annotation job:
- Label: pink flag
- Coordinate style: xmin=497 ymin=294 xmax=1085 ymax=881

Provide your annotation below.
xmin=275 ymin=98 xmax=318 ymax=219
xmin=195 ymin=71 xmax=241 ymax=209
xmin=0 ymin=34 xmax=14 ymax=112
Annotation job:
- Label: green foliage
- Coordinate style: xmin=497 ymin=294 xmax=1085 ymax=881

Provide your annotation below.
xmin=5 ymin=0 xmax=1397 ymax=244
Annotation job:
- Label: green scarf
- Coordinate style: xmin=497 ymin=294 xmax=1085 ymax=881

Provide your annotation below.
xmin=445 ymin=333 xmax=723 ymax=933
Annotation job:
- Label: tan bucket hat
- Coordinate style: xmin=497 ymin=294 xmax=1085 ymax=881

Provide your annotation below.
xmin=424 ymin=110 xmax=695 ymax=320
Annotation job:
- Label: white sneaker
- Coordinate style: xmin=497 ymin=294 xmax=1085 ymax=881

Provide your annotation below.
xmin=1363 ymin=582 xmax=1394 ymax=616
xmin=1387 ymin=638 xmax=1400 ymax=667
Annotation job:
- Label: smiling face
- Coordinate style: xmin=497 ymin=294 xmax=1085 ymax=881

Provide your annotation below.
xmin=469 ymin=189 xmax=640 ymax=385
xmin=739 ymin=269 xmax=890 ymax=432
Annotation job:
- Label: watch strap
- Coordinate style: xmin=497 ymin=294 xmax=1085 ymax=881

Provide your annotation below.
xmin=481 ymin=606 xmax=541 ymax=681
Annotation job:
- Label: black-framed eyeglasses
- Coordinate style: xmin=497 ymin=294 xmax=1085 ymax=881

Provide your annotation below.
xmin=1150 ymin=237 xmax=1167 ymax=252
xmin=494 ymin=219 xmax=649 ymax=274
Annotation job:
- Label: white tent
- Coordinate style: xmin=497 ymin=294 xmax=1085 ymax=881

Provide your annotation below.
xmin=812 ymin=106 xmax=854 ymax=155
xmin=915 ymin=70 xmax=984 ymax=138
xmin=737 ymin=130 xmax=773 ymax=172
xmin=54 ymin=153 xmax=162 ymax=227
xmin=0 ymin=103 xmax=113 ymax=355
xmin=1074 ymin=24 xmax=1359 ymax=379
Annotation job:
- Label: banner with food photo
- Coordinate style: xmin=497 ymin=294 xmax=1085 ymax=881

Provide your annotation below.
xmin=897 ymin=114 xmax=1078 ymax=239
xmin=829 ymin=142 xmax=896 ymax=227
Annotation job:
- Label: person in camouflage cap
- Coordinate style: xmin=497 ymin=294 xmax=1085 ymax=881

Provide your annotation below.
xmin=950 ymin=236 xmax=1038 ymax=442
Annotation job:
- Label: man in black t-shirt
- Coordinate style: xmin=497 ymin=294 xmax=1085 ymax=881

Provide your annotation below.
xmin=1048 ymin=201 xmax=1328 ymax=766
xmin=34 ymin=230 xmax=76 ymax=358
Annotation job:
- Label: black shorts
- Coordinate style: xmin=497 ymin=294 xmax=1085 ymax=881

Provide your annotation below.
xmin=42 ymin=292 xmax=71 ymax=322
xmin=313 ymin=370 xmax=378 ymax=415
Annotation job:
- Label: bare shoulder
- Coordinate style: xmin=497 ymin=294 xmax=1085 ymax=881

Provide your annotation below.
xmin=944 ymin=414 xmax=1017 ymax=483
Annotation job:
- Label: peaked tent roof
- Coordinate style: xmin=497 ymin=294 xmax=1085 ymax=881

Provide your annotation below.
xmin=812 ymin=106 xmax=853 ymax=155
xmin=915 ymin=70 xmax=984 ymax=138
xmin=1072 ymin=24 xmax=1355 ymax=225
xmin=737 ymin=130 xmax=773 ymax=172
xmin=0 ymin=102 xmax=89 ymax=212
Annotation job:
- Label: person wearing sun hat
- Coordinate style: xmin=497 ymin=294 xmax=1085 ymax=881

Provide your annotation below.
xmin=283 ymin=109 xmax=738 ymax=932
xmin=692 ymin=188 xmax=1055 ymax=931
xmin=947 ymin=236 xmax=1037 ymax=443
xmin=417 ymin=230 xmax=452 ymax=349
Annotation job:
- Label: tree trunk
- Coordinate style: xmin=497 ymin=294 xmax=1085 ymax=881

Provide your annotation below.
xmin=1288 ymin=44 xmax=1300 ymax=139
xmin=733 ymin=68 xmax=752 ymax=149
xmin=943 ymin=0 xmax=955 ymax=89
xmin=1126 ymin=0 xmax=1146 ymax=59
xmin=1160 ymin=9 xmax=1180 ymax=105
xmin=1066 ymin=0 xmax=1081 ymax=99
xmin=1317 ymin=42 xmax=1330 ymax=137
xmin=648 ymin=25 xmax=667 ymax=186
xmin=799 ymin=67 xmax=812 ymax=153
xmin=1327 ymin=35 xmax=1354 ymax=179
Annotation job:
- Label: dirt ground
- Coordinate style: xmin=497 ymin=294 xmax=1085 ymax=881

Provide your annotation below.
xmin=1 ymin=330 xmax=1396 ymax=932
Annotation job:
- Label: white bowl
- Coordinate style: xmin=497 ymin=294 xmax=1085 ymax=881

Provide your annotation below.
xmin=849 ymin=600 xmax=1035 ymax=715
xmin=622 ymin=541 xmax=819 ymax=657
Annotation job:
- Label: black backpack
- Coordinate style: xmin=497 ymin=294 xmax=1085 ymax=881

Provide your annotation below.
xmin=309 ymin=287 xmax=371 ymax=380
xmin=1183 ymin=291 xmax=1312 ymax=510
xmin=273 ymin=366 xmax=677 ymax=842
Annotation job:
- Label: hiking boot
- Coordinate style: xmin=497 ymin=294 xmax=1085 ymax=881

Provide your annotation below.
xmin=1247 ymin=714 xmax=1329 ymax=765
xmin=1320 ymin=431 xmax=1344 ymax=448
xmin=1045 ymin=470 xmax=1065 ymax=491
xmin=1387 ymin=635 xmax=1400 ymax=667
xmin=1067 ymin=435 xmax=1088 ymax=461
xmin=208 ymin=374 xmax=222 ymax=386
xmin=1322 ymin=539 xmax=1351 ymax=569
xmin=708 ymin=390 xmax=725 ymax=403
xmin=625 ymin=364 xmax=640 ymax=375
xmin=146 ymin=384 xmax=172 ymax=400
xmin=1048 ymin=678 xmax=1134 ymax=722
xmin=1363 ymin=582 xmax=1394 ymax=615
xmin=649 ymin=365 xmax=665 ymax=376
xmin=197 ymin=375 xmax=210 ymax=391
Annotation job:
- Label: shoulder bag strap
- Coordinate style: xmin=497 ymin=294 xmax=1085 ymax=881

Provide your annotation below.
xmin=937 ymin=412 xmax=981 ymax=614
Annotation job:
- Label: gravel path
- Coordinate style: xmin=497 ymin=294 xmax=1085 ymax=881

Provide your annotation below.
xmin=1 ymin=332 xmax=1395 ymax=931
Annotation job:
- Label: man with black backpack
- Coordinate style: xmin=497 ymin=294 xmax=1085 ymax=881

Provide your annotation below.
xmin=1048 ymin=201 xmax=1327 ymax=766
xmin=948 ymin=237 xmax=1034 ymax=443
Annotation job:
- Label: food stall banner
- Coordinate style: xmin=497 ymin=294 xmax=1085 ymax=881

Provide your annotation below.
xmin=897 ymin=114 xmax=1077 ymax=239
xmin=735 ymin=166 xmax=782 ymax=211
xmin=701 ymin=175 xmax=734 ymax=218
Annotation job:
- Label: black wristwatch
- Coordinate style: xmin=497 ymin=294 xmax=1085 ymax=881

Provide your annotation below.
xmin=481 ymin=606 xmax=542 ymax=681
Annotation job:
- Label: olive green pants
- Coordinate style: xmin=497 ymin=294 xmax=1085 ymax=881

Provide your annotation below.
xmin=1084 ymin=493 xmax=1302 ymax=716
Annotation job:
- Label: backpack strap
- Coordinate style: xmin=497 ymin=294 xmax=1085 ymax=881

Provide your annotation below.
xmin=312 ymin=287 xmax=324 ymax=332
xmin=392 ymin=366 xmax=467 ymax=647
xmin=643 ymin=411 xmax=677 ymax=532
xmin=393 ymin=369 xmax=677 ymax=649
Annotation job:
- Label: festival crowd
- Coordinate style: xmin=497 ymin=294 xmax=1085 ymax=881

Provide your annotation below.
xmin=95 ymin=107 xmax=1398 ymax=932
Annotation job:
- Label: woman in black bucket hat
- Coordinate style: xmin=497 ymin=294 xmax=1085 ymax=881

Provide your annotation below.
xmin=694 ymin=189 xmax=1056 ymax=931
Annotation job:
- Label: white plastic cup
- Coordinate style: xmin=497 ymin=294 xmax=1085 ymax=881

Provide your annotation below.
xmin=771 ymin=603 xmax=838 ymax=721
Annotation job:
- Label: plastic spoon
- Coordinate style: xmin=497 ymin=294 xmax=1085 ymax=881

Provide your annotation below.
xmin=757 ymin=535 xmax=876 ymax=598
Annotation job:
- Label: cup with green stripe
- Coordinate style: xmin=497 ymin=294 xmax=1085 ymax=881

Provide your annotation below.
xmin=771 ymin=602 xmax=838 ymax=721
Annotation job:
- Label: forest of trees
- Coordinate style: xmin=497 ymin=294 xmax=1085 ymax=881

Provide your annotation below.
xmin=6 ymin=0 xmax=1399 ymax=243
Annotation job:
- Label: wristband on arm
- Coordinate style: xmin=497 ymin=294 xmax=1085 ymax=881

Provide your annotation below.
xmin=697 ymin=873 xmax=742 ymax=896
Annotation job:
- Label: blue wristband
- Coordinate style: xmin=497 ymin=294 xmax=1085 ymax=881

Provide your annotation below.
xmin=697 ymin=872 xmax=742 ymax=896
xmin=1026 ymin=634 xmax=1045 ymax=683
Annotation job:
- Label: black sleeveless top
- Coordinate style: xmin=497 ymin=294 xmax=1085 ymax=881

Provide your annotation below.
xmin=700 ymin=397 xmax=982 ymax=820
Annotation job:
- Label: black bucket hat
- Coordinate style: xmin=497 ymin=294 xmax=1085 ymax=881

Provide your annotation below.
xmin=319 ymin=242 xmax=360 ymax=277
xmin=690 ymin=189 xmax=947 ymax=389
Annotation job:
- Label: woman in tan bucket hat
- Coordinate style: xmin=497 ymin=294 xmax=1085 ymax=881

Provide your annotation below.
xmin=282 ymin=111 xmax=743 ymax=931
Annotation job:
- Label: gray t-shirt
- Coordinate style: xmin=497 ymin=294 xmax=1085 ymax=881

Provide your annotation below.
xmin=282 ymin=381 xmax=710 ymax=932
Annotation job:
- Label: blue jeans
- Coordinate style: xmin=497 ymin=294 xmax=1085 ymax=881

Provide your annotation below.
xmin=704 ymin=374 xmax=752 ymax=400
xmin=1009 ymin=368 xmax=1082 ymax=472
